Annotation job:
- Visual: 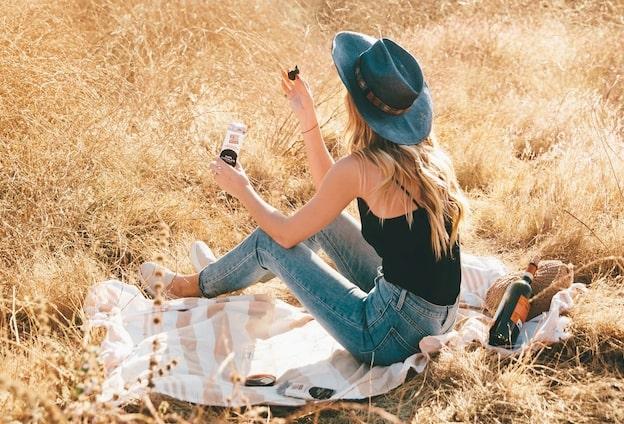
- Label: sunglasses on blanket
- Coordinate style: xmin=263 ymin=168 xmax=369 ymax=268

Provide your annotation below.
xmin=244 ymin=374 xmax=276 ymax=387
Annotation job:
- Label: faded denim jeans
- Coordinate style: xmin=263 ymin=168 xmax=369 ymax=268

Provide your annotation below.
xmin=199 ymin=211 xmax=458 ymax=366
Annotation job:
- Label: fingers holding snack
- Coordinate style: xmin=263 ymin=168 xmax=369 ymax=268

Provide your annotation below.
xmin=286 ymin=66 xmax=309 ymax=92
xmin=287 ymin=65 xmax=300 ymax=80
xmin=287 ymin=65 xmax=310 ymax=92
xmin=281 ymin=65 xmax=315 ymax=123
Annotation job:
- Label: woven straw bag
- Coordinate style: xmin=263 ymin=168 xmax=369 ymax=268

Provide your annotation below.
xmin=484 ymin=260 xmax=574 ymax=320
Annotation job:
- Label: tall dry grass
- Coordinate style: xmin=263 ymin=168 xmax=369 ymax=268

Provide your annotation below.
xmin=0 ymin=0 xmax=622 ymax=422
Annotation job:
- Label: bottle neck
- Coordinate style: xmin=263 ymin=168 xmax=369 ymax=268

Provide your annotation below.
xmin=522 ymin=260 xmax=538 ymax=284
xmin=521 ymin=271 xmax=534 ymax=284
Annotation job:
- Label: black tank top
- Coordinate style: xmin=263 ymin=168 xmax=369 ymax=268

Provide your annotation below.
xmin=356 ymin=179 xmax=461 ymax=306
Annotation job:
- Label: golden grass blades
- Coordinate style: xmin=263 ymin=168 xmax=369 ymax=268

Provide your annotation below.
xmin=0 ymin=0 xmax=622 ymax=422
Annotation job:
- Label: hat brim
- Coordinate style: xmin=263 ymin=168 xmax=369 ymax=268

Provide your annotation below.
xmin=331 ymin=31 xmax=433 ymax=145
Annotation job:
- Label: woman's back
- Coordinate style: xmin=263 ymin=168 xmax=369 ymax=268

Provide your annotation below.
xmin=355 ymin=157 xmax=462 ymax=306
xmin=355 ymin=157 xmax=421 ymax=218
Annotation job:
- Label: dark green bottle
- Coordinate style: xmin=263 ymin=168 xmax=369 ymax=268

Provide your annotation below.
xmin=488 ymin=260 xmax=538 ymax=347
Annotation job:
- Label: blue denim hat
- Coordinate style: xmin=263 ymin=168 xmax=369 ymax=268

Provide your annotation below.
xmin=332 ymin=31 xmax=433 ymax=145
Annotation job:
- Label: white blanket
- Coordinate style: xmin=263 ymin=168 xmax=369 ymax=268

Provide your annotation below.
xmin=84 ymin=254 xmax=586 ymax=406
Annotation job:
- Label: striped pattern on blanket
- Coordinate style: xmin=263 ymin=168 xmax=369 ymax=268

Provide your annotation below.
xmin=84 ymin=254 xmax=585 ymax=406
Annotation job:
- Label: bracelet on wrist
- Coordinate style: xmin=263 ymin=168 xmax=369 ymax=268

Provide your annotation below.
xmin=301 ymin=123 xmax=319 ymax=134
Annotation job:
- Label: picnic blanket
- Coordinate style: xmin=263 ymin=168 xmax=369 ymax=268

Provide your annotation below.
xmin=84 ymin=254 xmax=586 ymax=407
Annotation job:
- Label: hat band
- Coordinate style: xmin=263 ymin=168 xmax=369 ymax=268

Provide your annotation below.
xmin=354 ymin=59 xmax=410 ymax=116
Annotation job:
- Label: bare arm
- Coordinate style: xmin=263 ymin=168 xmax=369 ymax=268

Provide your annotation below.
xmin=281 ymin=70 xmax=334 ymax=191
xmin=231 ymin=156 xmax=359 ymax=248
xmin=300 ymin=118 xmax=334 ymax=190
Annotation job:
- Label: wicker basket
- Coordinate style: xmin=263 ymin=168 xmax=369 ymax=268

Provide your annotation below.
xmin=484 ymin=260 xmax=574 ymax=320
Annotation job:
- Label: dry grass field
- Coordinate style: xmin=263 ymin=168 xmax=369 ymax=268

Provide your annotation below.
xmin=1 ymin=0 xmax=623 ymax=422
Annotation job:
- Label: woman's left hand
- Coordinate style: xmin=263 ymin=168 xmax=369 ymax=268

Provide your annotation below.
xmin=209 ymin=158 xmax=252 ymax=199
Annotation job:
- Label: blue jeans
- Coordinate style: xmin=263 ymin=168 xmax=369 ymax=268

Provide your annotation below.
xmin=199 ymin=212 xmax=458 ymax=366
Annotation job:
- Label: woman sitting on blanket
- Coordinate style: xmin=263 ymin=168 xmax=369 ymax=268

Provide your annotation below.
xmin=140 ymin=31 xmax=468 ymax=366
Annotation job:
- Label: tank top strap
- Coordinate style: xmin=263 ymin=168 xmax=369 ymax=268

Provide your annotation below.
xmin=392 ymin=176 xmax=420 ymax=208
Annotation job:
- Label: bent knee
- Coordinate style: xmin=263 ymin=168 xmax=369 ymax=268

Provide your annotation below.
xmin=256 ymin=227 xmax=307 ymax=250
xmin=254 ymin=228 xmax=289 ymax=249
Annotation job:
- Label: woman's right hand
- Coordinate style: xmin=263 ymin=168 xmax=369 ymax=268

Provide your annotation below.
xmin=281 ymin=69 xmax=317 ymax=128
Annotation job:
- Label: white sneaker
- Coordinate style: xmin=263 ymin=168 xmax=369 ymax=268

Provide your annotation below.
xmin=190 ymin=240 xmax=217 ymax=272
xmin=139 ymin=262 xmax=176 ymax=297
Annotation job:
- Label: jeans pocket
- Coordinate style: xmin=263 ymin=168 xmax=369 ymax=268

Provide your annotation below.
xmin=360 ymin=327 xmax=422 ymax=366
xmin=396 ymin=305 xmax=444 ymax=336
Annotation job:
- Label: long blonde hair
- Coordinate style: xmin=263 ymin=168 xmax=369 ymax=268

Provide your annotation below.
xmin=345 ymin=93 xmax=468 ymax=260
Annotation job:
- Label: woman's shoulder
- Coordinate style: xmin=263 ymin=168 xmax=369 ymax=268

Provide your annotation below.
xmin=339 ymin=153 xmax=380 ymax=180
xmin=336 ymin=153 xmax=378 ymax=197
xmin=333 ymin=154 xmax=367 ymax=184
xmin=321 ymin=155 xmax=363 ymax=195
xmin=335 ymin=153 xmax=363 ymax=170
